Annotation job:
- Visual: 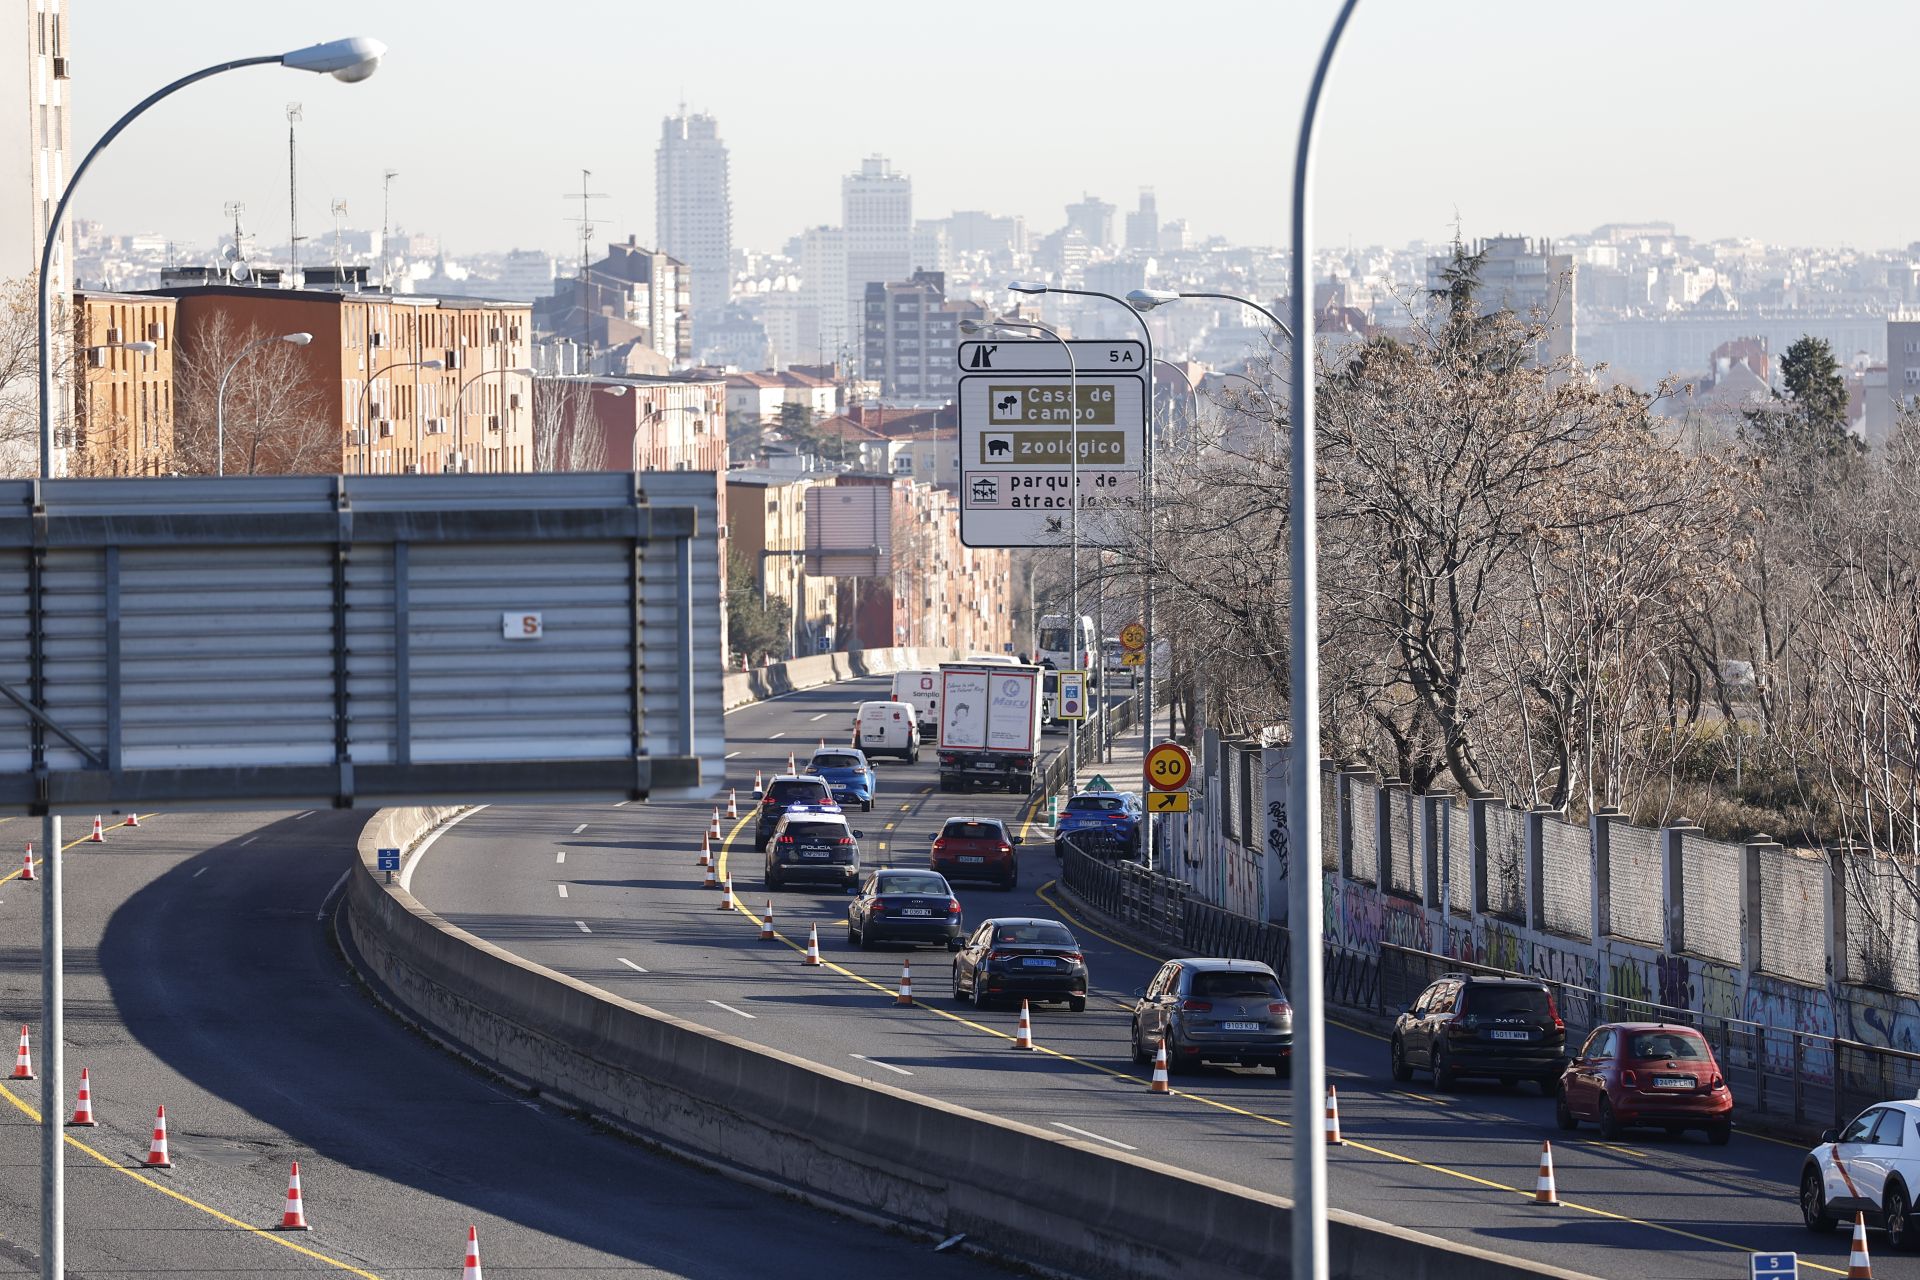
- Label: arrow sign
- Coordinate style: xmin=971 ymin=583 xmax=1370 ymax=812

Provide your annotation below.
xmin=1148 ymin=791 xmax=1190 ymax=813
xmin=958 ymin=339 xmax=1146 ymax=373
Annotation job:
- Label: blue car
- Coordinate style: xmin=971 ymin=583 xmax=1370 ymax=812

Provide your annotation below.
xmin=806 ymin=747 xmax=876 ymax=812
xmin=1054 ymin=789 xmax=1143 ymax=859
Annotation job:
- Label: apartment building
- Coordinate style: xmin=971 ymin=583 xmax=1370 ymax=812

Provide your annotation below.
xmin=725 ymin=369 xmax=836 ymax=425
xmin=656 ymin=110 xmax=732 ymax=343
xmin=726 ymin=468 xmax=839 ymax=658
xmin=842 ymin=157 xmax=911 ymax=367
xmin=71 ymin=289 xmax=174 ymax=475
xmin=5 ymin=0 xmax=74 ymax=469
xmin=578 ymin=373 xmax=727 ymax=473
xmin=1426 ymin=235 xmax=1577 ymax=363
xmin=533 ymin=236 xmax=691 ymax=368
xmin=861 ymin=270 xmax=983 ymax=402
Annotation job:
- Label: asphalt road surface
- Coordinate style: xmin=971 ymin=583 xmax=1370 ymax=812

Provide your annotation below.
xmin=411 ymin=674 xmax=1917 ymax=1280
xmin=0 ymin=803 xmax=1006 ymax=1278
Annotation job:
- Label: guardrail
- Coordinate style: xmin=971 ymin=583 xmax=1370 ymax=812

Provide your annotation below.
xmin=1033 ymin=683 xmax=1144 ymax=809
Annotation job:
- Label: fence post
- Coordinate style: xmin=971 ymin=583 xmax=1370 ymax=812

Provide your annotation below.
xmin=1742 ymin=835 xmax=1775 ymax=980
xmin=1382 ymin=778 xmax=1410 ymax=897
xmin=1420 ymin=793 xmax=1447 ymax=914
xmin=1338 ymin=767 xmax=1375 ymax=882
xmin=1467 ymin=795 xmax=1498 ymax=918
xmin=1661 ymin=817 xmax=1699 ymax=958
xmin=1826 ymin=842 xmax=1851 ymax=988
xmin=1591 ymin=806 xmax=1622 ymax=944
xmin=1524 ymin=805 xmax=1555 ymax=935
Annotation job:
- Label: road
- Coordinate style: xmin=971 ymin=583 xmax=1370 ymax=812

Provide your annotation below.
xmin=0 ymin=805 xmax=1006 ymax=1277
xmin=411 ymin=673 xmax=1918 ymax=1280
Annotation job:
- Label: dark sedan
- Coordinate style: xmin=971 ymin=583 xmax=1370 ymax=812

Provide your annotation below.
xmin=950 ymin=917 xmax=1088 ymax=1012
xmin=847 ymin=869 xmax=964 ymax=950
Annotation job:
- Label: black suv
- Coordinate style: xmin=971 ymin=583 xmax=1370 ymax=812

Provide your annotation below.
xmin=754 ymin=775 xmax=836 ymax=850
xmin=763 ymin=808 xmax=863 ymax=890
xmin=1390 ymin=973 xmax=1567 ymax=1094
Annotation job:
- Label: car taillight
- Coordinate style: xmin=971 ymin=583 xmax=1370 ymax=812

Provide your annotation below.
xmin=1710 ymin=1074 xmax=1725 ymax=1090
xmin=998 ymin=844 xmax=1013 ymax=854
xmin=987 ymin=950 xmax=1013 ymax=962
xmin=837 ymin=836 xmax=854 ymax=845
xmin=1269 ymin=1002 xmax=1291 ymax=1016
xmin=1620 ymin=1070 xmax=1638 ymax=1089
xmin=932 ymin=838 xmax=946 ymax=853
xmin=763 ymin=794 xmax=777 ymax=807
xmin=1182 ymin=999 xmax=1212 ymax=1012
xmin=1061 ymin=952 xmax=1083 ymax=964
xmin=948 ymin=899 xmax=962 ymax=914
xmin=777 ymin=835 xmax=794 ymax=844
xmin=1444 ymin=1016 xmax=1472 ymax=1038
xmin=871 ymin=898 xmax=891 ymax=912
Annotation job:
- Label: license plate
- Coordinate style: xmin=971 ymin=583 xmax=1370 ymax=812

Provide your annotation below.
xmin=1653 ymin=1075 xmax=1695 ymax=1090
xmin=958 ymin=855 xmax=984 ymax=863
xmin=1221 ymin=1021 xmax=1261 ymax=1032
xmin=800 ymin=850 xmax=828 ymax=859
xmin=901 ymin=908 xmax=932 ymax=916
xmin=1489 ymin=1030 xmax=1529 ymax=1041
xmin=1020 ymin=957 xmax=1056 ymax=968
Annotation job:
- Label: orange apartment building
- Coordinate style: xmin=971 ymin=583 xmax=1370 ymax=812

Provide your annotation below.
xmin=70 ymin=290 xmax=176 ymax=476
xmin=581 ymin=374 xmax=728 ymax=473
xmin=148 ymin=285 xmax=534 ymax=475
xmin=833 ymin=474 xmax=1014 ymax=654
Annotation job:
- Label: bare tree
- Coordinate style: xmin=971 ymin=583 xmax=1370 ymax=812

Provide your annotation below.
xmin=532 ymin=378 xmax=607 ymax=472
xmin=0 ymin=274 xmax=67 ymax=477
xmin=173 ymin=313 xmax=331 ymax=475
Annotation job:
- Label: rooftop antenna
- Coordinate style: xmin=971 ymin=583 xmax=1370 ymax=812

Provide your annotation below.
xmin=222 ymin=201 xmax=252 ymax=283
xmin=329 ymin=198 xmax=348 ymax=272
xmin=562 ymin=168 xmax=609 ymax=344
xmin=286 ymin=103 xmax=304 ymax=277
xmin=380 ymin=168 xmax=399 ymax=291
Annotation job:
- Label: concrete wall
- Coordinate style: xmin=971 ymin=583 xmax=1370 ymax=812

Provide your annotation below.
xmin=343 ymin=808 xmax=1593 ymax=1280
xmin=723 ymin=645 xmax=961 ymax=710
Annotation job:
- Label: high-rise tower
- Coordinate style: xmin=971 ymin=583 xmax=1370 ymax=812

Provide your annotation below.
xmin=656 ymin=109 xmax=732 ymax=349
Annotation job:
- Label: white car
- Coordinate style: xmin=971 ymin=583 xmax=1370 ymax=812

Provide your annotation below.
xmin=852 ymin=699 xmax=920 ymax=763
xmin=1801 ymin=1099 xmax=1920 ymax=1248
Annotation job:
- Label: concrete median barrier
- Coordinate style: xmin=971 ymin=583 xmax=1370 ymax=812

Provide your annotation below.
xmin=723 ymin=646 xmax=960 ymax=710
xmin=343 ymin=809 xmax=1594 ymax=1280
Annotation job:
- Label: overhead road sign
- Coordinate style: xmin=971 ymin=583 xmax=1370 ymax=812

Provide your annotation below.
xmin=1145 ymin=741 xmax=1193 ymax=792
xmin=1147 ymin=791 xmax=1189 ymax=813
xmin=0 ymin=473 xmax=725 ymax=813
xmin=958 ymin=373 xmax=1146 ymax=548
xmin=958 ymin=339 xmax=1146 ymax=374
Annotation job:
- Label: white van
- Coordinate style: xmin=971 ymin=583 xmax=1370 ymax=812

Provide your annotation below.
xmin=852 ymin=699 xmax=920 ymax=763
xmin=891 ymin=669 xmax=940 ymax=735
xmin=962 ymin=653 xmax=1021 ymax=665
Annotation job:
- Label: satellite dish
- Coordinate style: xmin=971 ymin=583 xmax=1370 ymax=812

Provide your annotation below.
xmin=230 ymin=260 xmax=251 ymax=283
xmin=222 ymin=243 xmax=240 ymax=261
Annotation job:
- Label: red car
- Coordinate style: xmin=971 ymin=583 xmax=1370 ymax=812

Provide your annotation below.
xmin=1556 ymin=1022 xmax=1733 ymax=1144
xmin=928 ymin=816 xmax=1021 ymax=891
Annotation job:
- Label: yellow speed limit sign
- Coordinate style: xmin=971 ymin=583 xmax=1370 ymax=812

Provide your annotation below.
xmin=1145 ymin=741 xmax=1192 ymax=792
xmin=1120 ymin=622 xmax=1147 ymax=652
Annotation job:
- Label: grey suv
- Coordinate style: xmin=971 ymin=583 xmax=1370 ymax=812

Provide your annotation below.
xmin=1130 ymin=958 xmax=1293 ymax=1076
xmin=1390 ymin=973 xmax=1568 ymax=1093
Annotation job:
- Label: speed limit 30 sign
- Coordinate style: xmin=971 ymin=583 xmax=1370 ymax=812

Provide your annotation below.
xmin=1145 ymin=741 xmax=1192 ymax=792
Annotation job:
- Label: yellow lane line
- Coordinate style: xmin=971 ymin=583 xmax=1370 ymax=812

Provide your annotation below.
xmin=1582 ymin=1140 xmax=1651 ymax=1159
xmin=0 ymin=1082 xmax=380 ymax=1276
xmin=1392 ymin=1090 xmax=1446 ymax=1106
xmin=2 ymin=814 xmax=158 ymax=886
xmin=884 ymin=823 xmax=895 ymax=831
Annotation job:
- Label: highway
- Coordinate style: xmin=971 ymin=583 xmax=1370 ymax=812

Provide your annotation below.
xmin=0 ymin=806 xmax=1006 ymax=1277
xmin=410 ymin=674 xmax=1920 ymax=1280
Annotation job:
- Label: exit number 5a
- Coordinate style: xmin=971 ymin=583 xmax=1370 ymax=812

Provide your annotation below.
xmin=503 ymin=610 xmax=544 ymax=640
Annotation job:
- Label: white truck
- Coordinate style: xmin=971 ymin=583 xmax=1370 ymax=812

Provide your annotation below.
xmin=1037 ymin=614 xmax=1099 ymax=690
xmin=936 ymin=661 xmax=1045 ymax=794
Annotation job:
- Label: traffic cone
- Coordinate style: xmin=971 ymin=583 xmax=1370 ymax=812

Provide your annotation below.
xmin=20 ymin=845 xmax=33 ymax=882
xmin=1849 ymin=1211 xmax=1873 ymax=1279
xmin=697 ymin=833 xmax=711 ymax=867
xmin=277 ymin=1161 xmax=310 ymax=1230
xmin=126 ymin=812 xmax=140 ymax=828
xmin=10 ymin=1025 xmax=31 ymax=1079
xmin=702 ymin=860 xmax=718 ymax=890
xmin=760 ymin=901 xmax=775 ymax=941
xmin=88 ymin=816 xmax=103 ymax=842
xmin=718 ymin=878 xmax=736 ymax=911
xmin=1325 ymin=1086 xmax=1345 ymax=1146
xmin=1149 ymin=1039 xmax=1170 ymax=1092
xmin=1011 ymin=1000 xmax=1034 ymax=1050
xmin=68 ymin=1066 xmax=95 ymax=1126
xmin=463 ymin=1225 xmax=483 ymax=1280
xmin=728 ymin=789 xmax=739 ymax=820
xmin=896 ymin=959 xmax=913 ymax=1006
xmin=145 ymin=1106 xmax=172 ymax=1167
xmin=1531 ymin=1141 xmax=1558 ymax=1206
xmin=709 ymin=808 xmax=722 ymax=840
xmin=754 ymin=769 xmax=764 ymax=794
xmin=787 ymin=753 xmax=796 ymax=773
xmin=818 ymin=737 xmax=826 ymax=749
xmin=804 ymin=924 xmax=821 ymax=965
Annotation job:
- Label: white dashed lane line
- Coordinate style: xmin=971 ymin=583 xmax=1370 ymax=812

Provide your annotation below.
xmin=809 ymin=713 xmax=826 ymax=722
xmin=707 ymin=1000 xmax=755 ymax=1020
xmin=572 ymin=823 xmax=588 ymax=834
xmin=769 ymin=732 xmax=785 ymax=740
xmin=1051 ymin=1122 xmax=1136 ymax=1151
xmin=617 ymin=958 xmax=647 ymax=973
xmin=575 ymin=920 xmax=591 ymax=934
xmin=555 ymin=851 xmax=567 ymax=864
xmin=851 ymin=1054 xmax=912 ymax=1077
xmin=725 ymin=751 xmax=742 ymax=759
xmin=557 ymin=884 xmax=569 ymax=898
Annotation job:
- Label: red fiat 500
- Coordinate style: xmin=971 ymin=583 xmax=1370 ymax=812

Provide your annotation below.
xmin=1556 ymin=1022 xmax=1733 ymax=1145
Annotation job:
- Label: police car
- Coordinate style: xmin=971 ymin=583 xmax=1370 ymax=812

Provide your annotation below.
xmin=763 ymin=805 xmax=864 ymax=891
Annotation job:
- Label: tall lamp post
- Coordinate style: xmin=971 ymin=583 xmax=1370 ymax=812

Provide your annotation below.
xmin=1132 ymin=7 xmax=1360 ymax=1275
xmin=216 ymin=331 xmax=311 ymax=476
xmin=1007 ymin=280 xmax=1158 ymax=863
xmin=29 ymin=36 xmax=386 ymax=1280
xmin=452 ymin=363 xmax=535 ymax=472
xmin=962 ymin=317 xmax=1081 ymax=773
xmin=357 ymin=357 xmax=443 ymax=474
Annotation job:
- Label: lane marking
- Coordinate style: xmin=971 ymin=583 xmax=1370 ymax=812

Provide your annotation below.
xmin=1 ymin=813 xmax=161 ymax=886
xmin=0 ymin=1083 xmax=381 ymax=1278
xmin=557 ymin=884 xmax=569 ymax=899
xmin=399 ymin=806 xmax=486 ymax=894
xmin=884 ymin=823 xmax=896 ymax=831
xmin=851 ymin=1054 xmax=913 ymax=1077
xmin=238 ymin=836 xmax=257 ymax=847
xmin=614 ymin=800 xmax=630 ymax=808
xmin=191 ymin=867 xmax=207 ymax=879
xmin=618 ymin=957 xmax=648 ymax=973
xmin=572 ymin=823 xmax=588 ymax=834
xmin=1582 ymin=1140 xmax=1650 ymax=1159
xmin=809 ymin=713 xmax=826 ymax=722
xmin=1391 ymin=1090 xmax=1446 ymax=1106
xmin=725 ymin=751 xmax=742 ymax=760
xmin=1051 ymin=1122 xmax=1136 ymax=1151
xmin=575 ymin=920 xmax=591 ymax=934
xmin=556 ymin=851 xmax=567 ymax=864
xmin=293 ymin=811 xmax=313 ymax=820
xmin=707 ymin=999 xmax=756 ymax=1020
xmin=769 ymin=732 xmax=785 ymax=740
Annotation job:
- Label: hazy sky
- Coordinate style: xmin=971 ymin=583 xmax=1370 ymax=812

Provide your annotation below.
xmin=70 ymin=1 xmax=1920 ymax=262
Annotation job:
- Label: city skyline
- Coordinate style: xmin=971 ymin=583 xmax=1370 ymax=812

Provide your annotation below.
xmin=68 ymin=0 xmax=1920 ymax=263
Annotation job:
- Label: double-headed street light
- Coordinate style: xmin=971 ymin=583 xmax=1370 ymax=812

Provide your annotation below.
xmin=216 ymin=332 xmax=311 ymax=476
xmin=452 ymin=364 xmax=536 ymax=472
xmin=29 ymin=36 xmax=385 ymax=1280
xmin=357 ymin=358 xmax=444 ymax=474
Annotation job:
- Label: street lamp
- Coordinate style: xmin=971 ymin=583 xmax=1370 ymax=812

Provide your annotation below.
xmin=1007 ymin=279 xmax=1160 ymax=866
xmin=451 ymin=364 xmax=535 ymax=473
xmin=28 ymin=35 xmax=385 ymax=1280
xmin=963 ymin=316 xmax=1084 ymax=774
xmin=215 ymin=332 xmax=310 ymax=477
xmin=1128 ymin=288 xmax=1296 ymax=342
xmin=357 ymin=358 xmax=443 ymax=474
xmin=633 ymin=403 xmax=702 ymax=473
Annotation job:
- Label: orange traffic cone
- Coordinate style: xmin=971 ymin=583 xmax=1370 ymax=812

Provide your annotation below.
xmin=896 ymin=959 xmax=913 ymax=1006
xmin=1011 ymin=1000 xmax=1034 ymax=1050
xmin=1532 ymin=1140 xmax=1558 ymax=1206
xmin=718 ymin=878 xmax=736 ymax=911
xmin=697 ymin=833 xmax=711 ymax=867
xmin=1149 ymin=1039 xmax=1170 ymax=1092
xmin=10 ymin=1025 xmax=32 ymax=1080
xmin=818 ymin=737 xmax=826 ymax=749
xmin=1325 ymin=1086 xmax=1345 ymax=1146
xmin=463 ymin=1224 xmax=483 ymax=1280
xmin=702 ymin=859 xmax=718 ymax=889
xmin=277 ymin=1161 xmax=310 ymax=1230
xmin=760 ymin=901 xmax=775 ymax=941
xmin=1849 ymin=1211 xmax=1873 ymax=1278
xmin=145 ymin=1106 xmax=172 ymax=1168
xmin=19 ymin=845 xmax=33 ymax=882
xmin=787 ymin=753 xmax=796 ymax=773
xmin=126 ymin=812 xmax=140 ymax=828
xmin=68 ymin=1066 xmax=95 ymax=1126
xmin=709 ymin=808 xmax=721 ymax=840
xmin=804 ymin=924 xmax=821 ymax=966
xmin=87 ymin=816 xmax=103 ymax=842
xmin=753 ymin=769 xmax=764 ymax=794
xmin=728 ymin=789 xmax=739 ymax=820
